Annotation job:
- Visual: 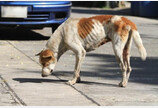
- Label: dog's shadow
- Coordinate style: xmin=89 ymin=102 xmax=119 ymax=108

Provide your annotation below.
xmin=13 ymin=78 xmax=67 ymax=83
xmin=13 ymin=78 xmax=118 ymax=87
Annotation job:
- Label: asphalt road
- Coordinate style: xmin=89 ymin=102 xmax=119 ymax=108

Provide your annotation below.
xmin=0 ymin=7 xmax=158 ymax=106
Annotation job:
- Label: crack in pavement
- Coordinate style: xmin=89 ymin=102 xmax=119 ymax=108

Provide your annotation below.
xmin=6 ymin=40 xmax=101 ymax=106
xmin=0 ymin=75 xmax=26 ymax=106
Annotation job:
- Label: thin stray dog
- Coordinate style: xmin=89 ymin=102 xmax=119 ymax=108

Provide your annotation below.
xmin=36 ymin=15 xmax=147 ymax=87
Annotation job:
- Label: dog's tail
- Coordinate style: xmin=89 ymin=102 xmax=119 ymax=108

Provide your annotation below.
xmin=132 ymin=30 xmax=147 ymax=61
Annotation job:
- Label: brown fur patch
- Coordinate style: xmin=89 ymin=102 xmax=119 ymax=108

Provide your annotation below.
xmin=77 ymin=15 xmax=136 ymax=41
xmin=92 ymin=15 xmax=113 ymax=24
xmin=39 ymin=49 xmax=55 ymax=67
xmin=121 ymin=17 xmax=137 ymax=30
xmin=114 ymin=17 xmax=137 ymax=41
xmin=114 ymin=21 xmax=129 ymax=41
xmin=78 ymin=18 xmax=94 ymax=39
xmin=77 ymin=15 xmax=113 ymax=39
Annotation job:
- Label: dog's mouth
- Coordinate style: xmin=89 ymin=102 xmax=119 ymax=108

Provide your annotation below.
xmin=51 ymin=69 xmax=53 ymax=73
xmin=41 ymin=74 xmax=48 ymax=77
xmin=41 ymin=69 xmax=53 ymax=77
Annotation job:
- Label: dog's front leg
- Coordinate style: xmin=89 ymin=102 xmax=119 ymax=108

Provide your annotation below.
xmin=67 ymin=46 xmax=86 ymax=85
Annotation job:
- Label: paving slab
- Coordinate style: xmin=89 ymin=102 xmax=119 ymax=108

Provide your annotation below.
xmin=6 ymin=14 xmax=158 ymax=106
xmin=0 ymin=41 xmax=97 ymax=106
xmin=0 ymin=8 xmax=158 ymax=106
xmin=0 ymin=77 xmax=19 ymax=106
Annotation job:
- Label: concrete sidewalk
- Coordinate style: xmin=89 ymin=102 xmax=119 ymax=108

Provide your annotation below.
xmin=0 ymin=8 xmax=158 ymax=106
xmin=0 ymin=75 xmax=19 ymax=106
xmin=0 ymin=41 xmax=97 ymax=106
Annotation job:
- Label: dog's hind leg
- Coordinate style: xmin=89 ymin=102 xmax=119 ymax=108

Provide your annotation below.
xmin=123 ymin=48 xmax=131 ymax=86
xmin=123 ymin=34 xmax=133 ymax=84
xmin=112 ymin=34 xmax=127 ymax=87
xmin=66 ymin=42 xmax=86 ymax=85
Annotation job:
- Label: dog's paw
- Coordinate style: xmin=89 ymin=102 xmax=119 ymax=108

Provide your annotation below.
xmin=66 ymin=77 xmax=81 ymax=85
xmin=119 ymin=81 xmax=127 ymax=87
xmin=66 ymin=80 xmax=76 ymax=85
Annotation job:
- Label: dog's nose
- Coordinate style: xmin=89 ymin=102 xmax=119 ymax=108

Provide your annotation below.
xmin=51 ymin=70 xmax=53 ymax=73
xmin=41 ymin=74 xmax=47 ymax=77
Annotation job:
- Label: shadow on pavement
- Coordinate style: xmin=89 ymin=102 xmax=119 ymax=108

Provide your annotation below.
xmin=13 ymin=77 xmax=118 ymax=87
xmin=79 ymin=80 xmax=118 ymax=87
xmin=87 ymin=53 xmax=158 ymax=85
xmin=140 ymin=33 xmax=158 ymax=40
xmin=0 ymin=28 xmax=49 ymax=41
xmin=13 ymin=53 xmax=158 ymax=86
xmin=53 ymin=53 xmax=158 ymax=85
xmin=13 ymin=78 xmax=67 ymax=83
xmin=72 ymin=7 xmax=131 ymax=16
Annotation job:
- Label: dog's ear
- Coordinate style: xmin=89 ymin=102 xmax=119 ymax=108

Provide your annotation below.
xmin=42 ymin=50 xmax=53 ymax=59
xmin=36 ymin=49 xmax=54 ymax=60
xmin=35 ymin=50 xmax=43 ymax=56
xmin=35 ymin=52 xmax=40 ymax=56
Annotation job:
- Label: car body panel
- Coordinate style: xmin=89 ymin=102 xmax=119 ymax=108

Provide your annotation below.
xmin=0 ymin=1 xmax=71 ymax=26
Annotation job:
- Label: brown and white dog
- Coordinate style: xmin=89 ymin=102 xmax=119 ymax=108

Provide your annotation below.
xmin=36 ymin=15 xmax=147 ymax=87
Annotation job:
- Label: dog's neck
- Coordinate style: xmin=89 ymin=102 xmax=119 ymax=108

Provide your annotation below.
xmin=48 ymin=45 xmax=67 ymax=61
xmin=46 ymin=27 xmax=67 ymax=61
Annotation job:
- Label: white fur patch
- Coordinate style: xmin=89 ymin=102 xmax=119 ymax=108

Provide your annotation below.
xmin=83 ymin=19 xmax=105 ymax=50
xmin=111 ymin=16 xmax=121 ymax=23
xmin=42 ymin=67 xmax=51 ymax=75
xmin=49 ymin=64 xmax=55 ymax=70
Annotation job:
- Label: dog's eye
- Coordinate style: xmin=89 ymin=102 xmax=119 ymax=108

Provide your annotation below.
xmin=42 ymin=56 xmax=52 ymax=60
xmin=42 ymin=63 xmax=50 ymax=67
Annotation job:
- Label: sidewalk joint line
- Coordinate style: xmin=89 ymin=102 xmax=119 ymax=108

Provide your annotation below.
xmin=7 ymin=40 xmax=101 ymax=106
xmin=52 ymin=73 xmax=101 ymax=106
xmin=0 ymin=75 xmax=27 ymax=106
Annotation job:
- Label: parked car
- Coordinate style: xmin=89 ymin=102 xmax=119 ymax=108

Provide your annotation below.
xmin=0 ymin=1 xmax=71 ymax=33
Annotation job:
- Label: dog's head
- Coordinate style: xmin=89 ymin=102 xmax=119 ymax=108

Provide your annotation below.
xmin=36 ymin=49 xmax=56 ymax=77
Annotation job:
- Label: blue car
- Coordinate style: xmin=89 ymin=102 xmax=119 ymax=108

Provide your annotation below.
xmin=0 ymin=1 xmax=71 ymax=32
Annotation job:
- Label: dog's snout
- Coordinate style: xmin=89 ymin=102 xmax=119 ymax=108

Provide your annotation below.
xmin=41 ymin=74 xmax=47 ymax=77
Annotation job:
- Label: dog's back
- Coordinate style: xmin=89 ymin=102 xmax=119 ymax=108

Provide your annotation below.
xmin=61 ymin=15 xmax=113 ymax=52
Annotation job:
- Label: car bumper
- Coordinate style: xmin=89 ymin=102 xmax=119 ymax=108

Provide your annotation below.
xmin=0 ymin=2 xmax=71 ymax=26
xmin=0 ymin=18 xmax=67 ymax=25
